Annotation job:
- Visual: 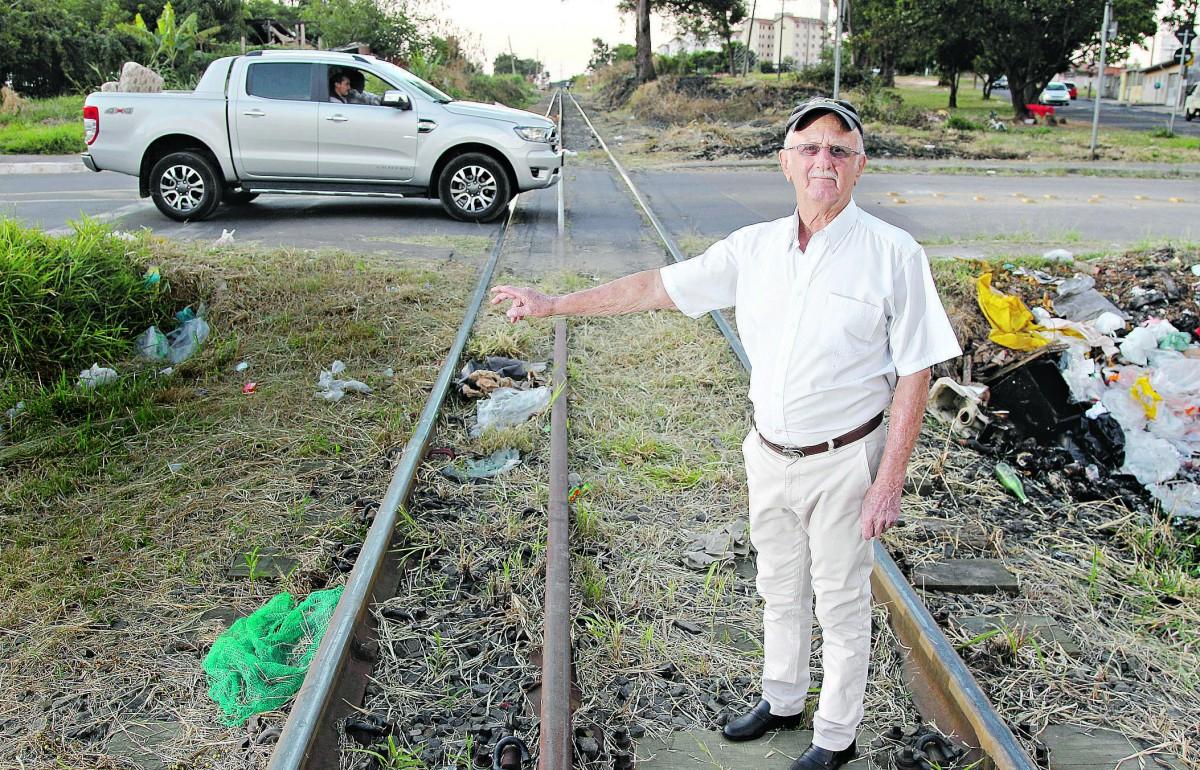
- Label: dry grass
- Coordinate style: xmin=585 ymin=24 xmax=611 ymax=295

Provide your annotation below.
xmin=0 ymin=239 xmax=477 ymax=768
xmin=888 ymin=421 xmax=1200 ymax=765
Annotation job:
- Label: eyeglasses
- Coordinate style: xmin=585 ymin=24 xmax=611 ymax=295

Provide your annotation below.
xmin=781 ymin=143 xmax=862 ymax=159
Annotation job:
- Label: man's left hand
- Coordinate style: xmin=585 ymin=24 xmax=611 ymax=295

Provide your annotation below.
xmin=860 ymin=478 xmax=902 ymax=540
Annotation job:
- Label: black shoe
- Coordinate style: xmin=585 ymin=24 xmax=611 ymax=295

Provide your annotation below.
xmin=721 ymin=699 xmax=804 ymax=742
xmin=788 ymin=740 xmax=857 ymax=770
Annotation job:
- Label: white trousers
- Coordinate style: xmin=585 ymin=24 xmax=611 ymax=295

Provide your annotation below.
xmin=741 ymin=424 xmax=886 ymax=752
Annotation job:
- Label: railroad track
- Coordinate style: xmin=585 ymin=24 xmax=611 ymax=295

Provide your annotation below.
xmin=264 ymin=88 xmax=1039 ymax=770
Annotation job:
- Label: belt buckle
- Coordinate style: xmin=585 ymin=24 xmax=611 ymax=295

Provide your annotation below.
xmin=781 ymin=444 xmax=807 ymax=458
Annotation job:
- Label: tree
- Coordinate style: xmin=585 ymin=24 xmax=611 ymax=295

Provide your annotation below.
xmin=912 ymin=0 xmax=983 ymax=108
xmin=635 ymin=0 xmax=657 ymax=83
xmin=299 ymin=0 xmax=420 ymax=59
xmin=493 ymin=53 xmax=544 ymax=79
xmin=850 ymin=0 xmax=922 ymax=87
xmin=974 ymin=0 xmax=1156 ymax=119
xmin=659 ymin=0 xmax=748 ymax=74
xmin=588 ymin=37 xmax=613 ymax=71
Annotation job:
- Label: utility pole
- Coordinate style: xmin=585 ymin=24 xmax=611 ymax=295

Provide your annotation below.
xmin=508 ymin=36 xmax=517 ymax=75
xmin=1089 ymin=0 xmax=1112 ymax=160
xmin=777 ymin=0 xmax=786 ymax=81
xmin=833 ymin=0 xmax=845 ymax=97
xmin=743 ymin=0 xmax=758 ymax=77
xmin=1169 ymin=24 xmax=1193 ymax=134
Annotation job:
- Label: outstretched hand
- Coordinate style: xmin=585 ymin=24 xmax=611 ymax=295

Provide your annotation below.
xmin=490 ymin=285 xmax=556 ymax=323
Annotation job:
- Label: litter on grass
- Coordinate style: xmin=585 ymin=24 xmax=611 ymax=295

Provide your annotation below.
xmin=439 ymin=447 xmax=521 ymax=482
xmin=137 ymin=304 xmax=211 ymax=365
xmin=315 ymin=360 xmax=373 ymax=402
xmin=203 ymin=586 xmax=343 ymax=725
xmin=211 ymin=229 xmax=236 ymax=248
xmin=471 ymin=387 xmax=552 ymax=436
xmin=681 ymin=519 xmax=752 ymax=569
xmin=78 ymin=364 xmax=118 ymax=389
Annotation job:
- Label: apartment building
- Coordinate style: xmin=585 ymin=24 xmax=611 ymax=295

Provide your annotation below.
xmin=733 ymin=11 xmax=829 ymax=68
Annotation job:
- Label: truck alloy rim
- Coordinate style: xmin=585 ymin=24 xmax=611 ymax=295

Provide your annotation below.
xmin=449 ymin=165 xmax=497 ymax=213
xmin=160 ymin=164 xmax=205 ymax=212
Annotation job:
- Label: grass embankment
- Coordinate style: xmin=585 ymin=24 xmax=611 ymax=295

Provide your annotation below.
xmin=0 ymin=94 xmax=84 ymax=154
xmin=0 ymin=218 xmax=476 ymax=766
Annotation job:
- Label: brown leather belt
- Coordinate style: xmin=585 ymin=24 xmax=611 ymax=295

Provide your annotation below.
xmin=758 ymin=412 xmax=884 ymax=458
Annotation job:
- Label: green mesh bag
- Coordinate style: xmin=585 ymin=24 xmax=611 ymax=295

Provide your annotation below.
xmin=203 ymin=586 xmax=344 ymax=725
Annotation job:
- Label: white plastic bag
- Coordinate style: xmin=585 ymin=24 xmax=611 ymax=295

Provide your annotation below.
xmin=137 ymin=326 xmax=169 ymax=360
xmin=472 ymin=387 xmax=553 ymax=437
xmin=1151 ymin=482 xmax=1200 ymax=518
xmin=78 ymin=363 xmax=118 ymax=389
xmin=1120 ymin=429 xmax=1181 ymax=486
xmin=1119 ymin=326 xmax=1159 ymax=366
xmin=315 ymin=361 xmax=372 ymax=402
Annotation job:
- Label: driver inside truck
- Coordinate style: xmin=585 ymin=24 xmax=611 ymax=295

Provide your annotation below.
xmin=329 ymin=71 xmax=380 ymax=105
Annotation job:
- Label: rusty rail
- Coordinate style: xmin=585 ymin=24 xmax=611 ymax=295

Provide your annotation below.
xmin=539 ymin=318 xmax=573 ymax=770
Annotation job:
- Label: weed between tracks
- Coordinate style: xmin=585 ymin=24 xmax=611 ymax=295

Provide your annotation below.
xmin=357 ymin=278 xmax=918 ymax=770
xmin=0 ymin=233 xmax=475 ymax=768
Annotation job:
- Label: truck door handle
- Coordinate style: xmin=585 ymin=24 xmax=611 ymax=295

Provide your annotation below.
xmin=325 ymin=115 xmax=349 ymax=123
xmin=242 ymin=109 xmax=266 ymax=117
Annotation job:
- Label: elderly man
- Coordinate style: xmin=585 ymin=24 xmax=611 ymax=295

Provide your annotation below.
xmin=491 ymin=97 xmax=960 ymax=770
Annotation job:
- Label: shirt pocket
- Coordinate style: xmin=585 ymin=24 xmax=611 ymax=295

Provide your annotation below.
xmin=824 ymin=292 xmax=884 ymax=356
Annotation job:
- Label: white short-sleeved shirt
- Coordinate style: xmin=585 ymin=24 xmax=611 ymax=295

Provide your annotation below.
xmin=660 ymin=199 xmax=961 ymax=446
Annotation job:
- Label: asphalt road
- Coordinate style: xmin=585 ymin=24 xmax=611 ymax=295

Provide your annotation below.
xmin=2 ymin=155 xmax=1197 ymax=269
xmin=992 ymin=92 xmax=1200 ymax=134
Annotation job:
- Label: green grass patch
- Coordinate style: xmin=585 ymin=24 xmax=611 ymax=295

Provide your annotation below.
xmin=0 ymin=219 xmax=174 ymax=378
xmin=0 ymin=121 xmax=84 ymax=154
xmin=0 ymin=94 xmax=85 ymax=154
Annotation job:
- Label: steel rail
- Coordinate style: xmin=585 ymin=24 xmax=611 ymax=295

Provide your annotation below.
xmin=539 ymin=318 xmax=572 ymax=770
xmin=565 ymin=92 xmax=750 ymax=372
xmin=268 ymin=199 xmax=519 ymax=770
xmin=568 ymin=93 xmax=1036 ymax=770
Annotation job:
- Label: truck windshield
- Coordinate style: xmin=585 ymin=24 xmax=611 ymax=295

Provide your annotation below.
xmin=374 ymin=62 xmax=454 ymax=103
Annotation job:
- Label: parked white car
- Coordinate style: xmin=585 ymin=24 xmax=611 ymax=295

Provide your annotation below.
xmin=82 ymin=50 xmax=563 ymax=222
xmin=1038 ymin=82 xmax=1070 ymax=107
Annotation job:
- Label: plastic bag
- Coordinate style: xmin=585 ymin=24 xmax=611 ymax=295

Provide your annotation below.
xmin=440 ymin=448 xmax=521 ymax=482
xmin=1151 ymin=482 xmax=1200 ymax=518
xmin=1059 ymin=348 xmax=1104 ymax=404
xmin=137 ymin=326 xmax=169 ymax=360
xmin=472 ymin=387 xmax=552 ymax=437
xmin=976 ymin=273 xmax=1048 ymax=350
xmin=1120 ymin=429 xmax=1180 ymax=486
xmin=166 ymin=305 xmax=210 ymax=364
xmin=1101 ymin=386 xmax=1147 ymax=431
xmin=78 ymin=363 xmax=118 ymax=389
xmin=1053 ymin=274 xmax=1126 ymax=323
xmin=1130 ymin=375 xmax=1163 ymax=419
xmin=1119 ymin=326 xmax=1158 ymax=366
xmin=1092 ymin=311 xmax=1126 ymax=335
xmin=315 ymin=360 xmax=372 ymax=402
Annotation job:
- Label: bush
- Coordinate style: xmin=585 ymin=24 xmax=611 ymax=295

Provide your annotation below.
xmin=945 ymin=115 xmax=983 ymax=131
xmin=0 ymin=219 xmax=173 ymax=377
xmin=463 ymin=73 xmax=535 ymax=108
xmin=852 ymin=81 xmax=928 ymax=129
xmin=0 ymin=123 xmax=84 ymax=154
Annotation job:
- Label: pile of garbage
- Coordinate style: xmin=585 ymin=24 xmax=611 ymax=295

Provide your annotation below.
xmin=931 ymin=250 xmax=1200 ymax=518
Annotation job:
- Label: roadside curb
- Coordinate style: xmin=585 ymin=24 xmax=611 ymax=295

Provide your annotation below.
xmin=0 ymin=161 xmax=88 ymax=175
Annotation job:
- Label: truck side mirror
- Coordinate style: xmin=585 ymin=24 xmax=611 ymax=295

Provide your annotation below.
xmin=382 ymin=90 xmax=411 ymax=110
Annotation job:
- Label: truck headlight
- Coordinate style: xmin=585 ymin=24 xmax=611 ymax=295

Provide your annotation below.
xmin=514 ymin=125 xmax=554 ymax=143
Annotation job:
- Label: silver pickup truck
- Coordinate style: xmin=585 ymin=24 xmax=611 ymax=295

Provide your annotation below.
xmin=82 ymin=50 xmax=562 ymax=222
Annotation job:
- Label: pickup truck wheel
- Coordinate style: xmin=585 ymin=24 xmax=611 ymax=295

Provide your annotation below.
xmin=224 ymin=191 xmax=259 ymax=205
xmin=149 ymin=151 xmax=222 ymax=222
xmin=438 ymin=153 xmax=511 ymax=223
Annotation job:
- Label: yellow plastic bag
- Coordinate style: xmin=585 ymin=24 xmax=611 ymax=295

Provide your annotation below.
xmin=1130 ymin=375 xmax=1162 ymax=419
xmin=976 ymin=273 xmax=1049 ymax=350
